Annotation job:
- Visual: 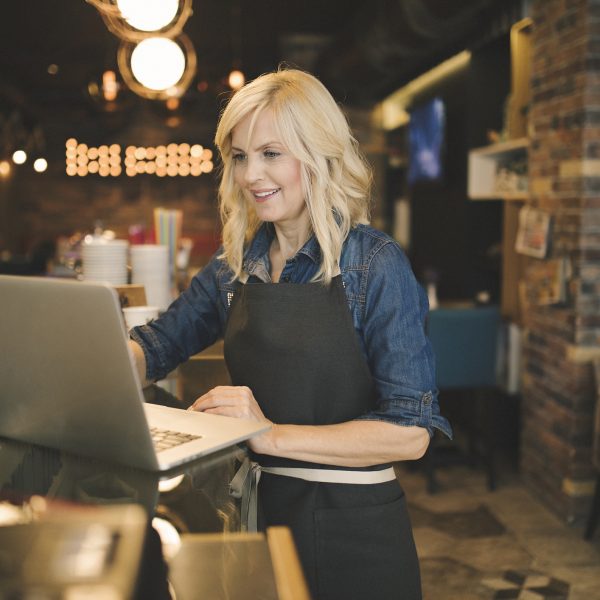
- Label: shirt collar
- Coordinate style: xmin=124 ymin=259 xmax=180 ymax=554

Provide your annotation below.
xmin=242 ymin=223 xmax=321 ymax=277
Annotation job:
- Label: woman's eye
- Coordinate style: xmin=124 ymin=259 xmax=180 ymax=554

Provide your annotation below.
xmin=264 ymin=150 xmax=280 ymax=159
xmin=232 ymin=152 xmax=246 ymax=162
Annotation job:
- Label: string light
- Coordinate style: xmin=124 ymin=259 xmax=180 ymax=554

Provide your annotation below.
xmin=65 ymin=138 xmax=214 ymax=177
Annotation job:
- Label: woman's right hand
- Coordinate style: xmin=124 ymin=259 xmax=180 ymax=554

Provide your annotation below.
xmin=188 ymin=385 xmax=274 ymax=453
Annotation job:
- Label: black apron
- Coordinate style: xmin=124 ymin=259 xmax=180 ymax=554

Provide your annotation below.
xmin=224 ymin=276 xmax=421 ymax=600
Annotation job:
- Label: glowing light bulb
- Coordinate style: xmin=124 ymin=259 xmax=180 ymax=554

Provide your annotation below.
xmin=130 ymin=37 xmax=185 ymax=91
xmin=116 ymin=0 xmax=179 ymax=32
xmin=12 ymin=150 xmax=27 ymax=164
xmin=102 ymin=70 xmax=119 ymax=101
xmin=33 ymin=158 xmax=48 ymax=173
xmin=228 ymin=69 xmax=245 ymax=90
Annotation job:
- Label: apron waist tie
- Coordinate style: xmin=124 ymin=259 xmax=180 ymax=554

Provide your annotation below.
xmin=229 ymin=457 xmax=397 ymax=532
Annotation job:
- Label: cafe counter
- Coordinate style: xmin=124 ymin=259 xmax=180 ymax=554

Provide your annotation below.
xmin=0 ymin=383 xmax=310 ymax=599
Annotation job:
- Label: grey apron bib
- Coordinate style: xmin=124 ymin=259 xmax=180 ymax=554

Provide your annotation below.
xmin=224 ymin=276 xmax=421 ymax=600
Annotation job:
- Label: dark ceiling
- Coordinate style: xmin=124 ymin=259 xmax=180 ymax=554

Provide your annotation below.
xmin=0 ymin=0 xmax=523 ymax=144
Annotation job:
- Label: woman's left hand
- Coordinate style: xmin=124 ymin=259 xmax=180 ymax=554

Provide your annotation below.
xmin=188 ymin=385 xmax=273 ymax=453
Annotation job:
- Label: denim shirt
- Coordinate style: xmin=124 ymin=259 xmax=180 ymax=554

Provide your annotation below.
xmin=131 ymin=223 xmax=452 ymax=439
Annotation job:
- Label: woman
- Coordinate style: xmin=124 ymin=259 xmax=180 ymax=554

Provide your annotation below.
xmin=130 ymin=68 xmax=451 ymax=600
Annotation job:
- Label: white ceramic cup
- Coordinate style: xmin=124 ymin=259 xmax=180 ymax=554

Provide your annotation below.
xmin=123 ymin=305 xmax=160 ymax=330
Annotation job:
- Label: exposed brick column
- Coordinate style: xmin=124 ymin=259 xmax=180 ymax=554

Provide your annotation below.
xmin=522 ymin=0 xmax=600 ymax=522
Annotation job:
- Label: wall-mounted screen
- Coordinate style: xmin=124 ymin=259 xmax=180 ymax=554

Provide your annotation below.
xmin=408 ymin=97 xmax=445 ymax=185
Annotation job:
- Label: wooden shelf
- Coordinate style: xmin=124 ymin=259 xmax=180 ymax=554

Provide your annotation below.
xmin=471 ymin=192 xmax=529 ymax=201
xmin=470 ymin=137 xmax=529 ymax=155
xmin=468 ymin=137 xmax=529 ymax=201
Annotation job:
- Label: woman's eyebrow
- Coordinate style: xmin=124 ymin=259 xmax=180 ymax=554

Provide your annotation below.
xmin=257 ymin=141 xmax=281 ymax=148
xmin=232 ymin=140 xmax=282 ymax=152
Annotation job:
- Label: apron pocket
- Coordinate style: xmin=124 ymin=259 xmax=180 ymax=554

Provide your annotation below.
xmin=314 ymin=495 xmax=421 ymax=600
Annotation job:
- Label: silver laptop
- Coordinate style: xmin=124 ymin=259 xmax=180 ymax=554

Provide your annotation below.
xmin=0 ymin=275 xmax=269 ymax=472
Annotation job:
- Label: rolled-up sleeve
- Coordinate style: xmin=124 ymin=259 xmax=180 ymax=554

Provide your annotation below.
xmin=354 ymin=242 xmax=452 ymax=439
xmin=130 ymin=252 xmax=225 ymax=382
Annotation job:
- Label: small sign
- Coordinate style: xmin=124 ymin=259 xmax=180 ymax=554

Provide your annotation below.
xmin=515 ymin=206 xmax=551 ymax=258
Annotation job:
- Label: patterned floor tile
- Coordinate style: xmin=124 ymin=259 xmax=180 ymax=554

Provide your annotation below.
xmin=395 ymin=463 xmax=600 ymax=599
xmin=482 ymin=570 xmax=569 ymax=600
xmin=409 ymin=503 xmax=506 ymax=538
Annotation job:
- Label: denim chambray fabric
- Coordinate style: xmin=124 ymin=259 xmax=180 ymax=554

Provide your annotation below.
xmin=131 ymin=223 xmax=452 ymax=438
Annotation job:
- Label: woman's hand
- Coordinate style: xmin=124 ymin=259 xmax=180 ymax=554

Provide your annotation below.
xmin=188 ymin=385 xmax=273 ymax=453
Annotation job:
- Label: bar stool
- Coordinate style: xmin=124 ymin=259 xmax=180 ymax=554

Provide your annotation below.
xmin=584 ymin=359 xmax=600 ymax=540
xmin=424 ymin=305 xmax=501 ymax=493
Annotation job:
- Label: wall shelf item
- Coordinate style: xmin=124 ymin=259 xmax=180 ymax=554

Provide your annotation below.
xmin=468 ymin=137 xmax=529 ymax=200
xmin=515 ymin=205 xmax=551 ymax=259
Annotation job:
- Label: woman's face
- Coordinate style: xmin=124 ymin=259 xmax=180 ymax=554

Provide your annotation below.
xmin=231 ymin=109 xmax=308 ymax=230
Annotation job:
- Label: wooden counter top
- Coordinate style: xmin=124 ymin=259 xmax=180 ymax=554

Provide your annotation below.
xmin=167 ymin=527 xmax=311 ymax=600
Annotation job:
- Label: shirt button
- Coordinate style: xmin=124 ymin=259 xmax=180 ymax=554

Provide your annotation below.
xmin=281 ymin=276 xmax=290 ymax=282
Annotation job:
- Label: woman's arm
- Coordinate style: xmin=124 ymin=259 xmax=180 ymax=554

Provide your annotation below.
xmin=128 ymin=250 xmax=228 ymax=382
xmin=189 ymin=385 xmax=430 ymax=465
xmin=128 ymin=339 xmax=150 ymax=388
xmin=259 ymin=421 xmax=429 ymax=466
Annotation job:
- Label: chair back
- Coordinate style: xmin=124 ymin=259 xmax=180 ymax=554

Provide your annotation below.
xmin=427 ymin=306 xmax=501 ymax=389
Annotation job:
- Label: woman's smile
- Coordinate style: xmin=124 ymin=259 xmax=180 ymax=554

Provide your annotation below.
xmin=252 ymin=188 xmax=281 ymax=201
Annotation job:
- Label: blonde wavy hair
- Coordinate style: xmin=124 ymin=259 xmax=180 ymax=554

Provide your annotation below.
xmin=214 ymin=68 xmax=372 ymax=283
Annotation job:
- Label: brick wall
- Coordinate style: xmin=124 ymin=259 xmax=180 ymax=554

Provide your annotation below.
xmin=0 ymin=102 xmax=223 ymax=267
xmin=6 ymin=164 xmax=222 ymax=263
xmin=522 ymin=0 xmax=600 ymax=522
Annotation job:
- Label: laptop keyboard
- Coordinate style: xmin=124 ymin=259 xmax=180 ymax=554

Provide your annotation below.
xmin=150 ymin=426 xmax=202 ymax=452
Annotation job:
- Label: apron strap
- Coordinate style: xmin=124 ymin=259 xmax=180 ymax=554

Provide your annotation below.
xmin=229 ymin=457 xmax=262 ymax=532
xmin=229 ymin=458 xmax=396 ymax=532
xmin=261 ymin=465 xmax=397 ymax=484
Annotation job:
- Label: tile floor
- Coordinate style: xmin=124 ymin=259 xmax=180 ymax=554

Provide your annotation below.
xmin=396 ymin=463 xmax=600 ymax=600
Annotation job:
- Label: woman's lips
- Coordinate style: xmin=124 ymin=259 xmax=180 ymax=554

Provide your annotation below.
xmin=252 ymin=188 xmax=280 ymax=202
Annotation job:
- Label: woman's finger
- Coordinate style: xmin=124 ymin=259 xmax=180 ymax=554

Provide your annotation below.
xmin=188 ymin=385 xmax=265 ymax=422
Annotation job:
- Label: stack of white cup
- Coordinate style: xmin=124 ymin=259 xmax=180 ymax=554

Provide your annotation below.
xmin=82 ymin=238 xmax=129 ymax=285
xmin=130 ymin=244 xmax=172 ymax=310
xmin=122 ymin=305 xmax=160 ymax=330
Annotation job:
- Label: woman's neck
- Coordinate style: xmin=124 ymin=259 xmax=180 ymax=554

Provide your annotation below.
xmin=269 ymin=220 xmax=311 ymax=281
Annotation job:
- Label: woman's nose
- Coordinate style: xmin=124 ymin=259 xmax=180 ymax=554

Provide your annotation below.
xmin=244 ymin=156 xmax=263 ymax=184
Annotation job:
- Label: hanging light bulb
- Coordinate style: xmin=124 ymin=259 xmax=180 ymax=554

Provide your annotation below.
xmin=86 ymin=0 xmax=192 ymax=42
xmin=87 ymin=69 xmax=136 ymax=114
xmin=0 ymin=160 xmax=11 ymax=178
xmin=228 ymin=69 xmax=245 ymax=90
xmin=118 ymin=34 xmax=196 ymax=100
xmin=130 ymin=37 xmax=185 ymax=91
xmin=228 ymin=2 xmax=245 ymax=91
xmin=12 ymin=150 xmax=27 ymax=165
xmin=116 ymin=0 xmax=179 ymax=32
xmin=102 ymin=70 xmax=119 ymax=101
xmin=166 ymin=97 xmax=180 ymax=111
xmin=33 ymin=158 xmax=48 ymax=173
